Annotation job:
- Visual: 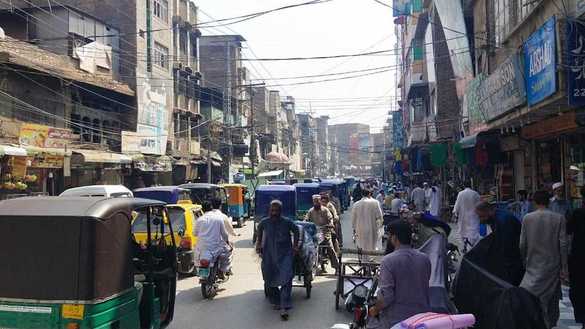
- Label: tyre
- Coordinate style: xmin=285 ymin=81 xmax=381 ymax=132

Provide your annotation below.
xmin=201 ymin=282 xmax=216 ymax=299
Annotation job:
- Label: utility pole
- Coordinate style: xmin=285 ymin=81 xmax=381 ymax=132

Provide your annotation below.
xmin=241 ymin=82 xmax=265 ymax=189
xmin=225 ymin=42 xmax=232 ymax=182
xmin=146 ymin=0 xmax=152 ymax=73
xmin=207 ymin=133 xmax=212 ymax=183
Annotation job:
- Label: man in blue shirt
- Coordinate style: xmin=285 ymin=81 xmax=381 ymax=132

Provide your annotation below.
xmin=550 ymin=182 xmax=571 ymax=218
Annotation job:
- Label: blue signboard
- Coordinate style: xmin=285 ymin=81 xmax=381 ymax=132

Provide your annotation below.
xmin=392 ymin=0 xmax=410 ymax=17
xmin=566 ymin=19 xmax=585 ymax=107
xmin=524 ymin=16 xmax=557 ymax=106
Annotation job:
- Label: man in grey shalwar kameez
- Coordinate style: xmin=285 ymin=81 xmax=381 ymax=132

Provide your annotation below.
xmin=255 ymin=200 xmax=300 ymax=321
xmin=520 ymin=191 xmax=569 ymax=329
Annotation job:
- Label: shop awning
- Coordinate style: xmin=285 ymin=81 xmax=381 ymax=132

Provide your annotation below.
xmin=132 ymin=154 xmax=173 ymax=172
xmin=258 ymin=170 xmax=283 ymax=178
xmin=458 ymin=134 xmax=478 ymax=149
xmin=0 ymin=145 xmax=27 ymax=156
xmin=24 ymin=146 xmax=72 ymax=156
xmin=72 ymin=149 xmax=133 ymax=164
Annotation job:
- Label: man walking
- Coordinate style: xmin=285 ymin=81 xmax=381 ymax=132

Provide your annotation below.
xmin=255 ymin=200 xmax=300 ymax=321
xmin=569 ymin=187 xmax=585 ymax=329
xmin=411 ymin=183 xmax=426 ymax=212
xmin=352 ymin=188 xmax=383 ymax=252
xmin=427 ymin=183 xmax=441 ymax=217
xmin=368 ymin=221 xmax=431 ymax=328
xmin=306 ymin=194 xmax=339 ymax=272
xmin=453 ymin=182 xmax=481 ymax=252
xmin=550 ymin=182 xmax=571 ymax=218
xmin=520 ymin=191 xmax=569 ymax=329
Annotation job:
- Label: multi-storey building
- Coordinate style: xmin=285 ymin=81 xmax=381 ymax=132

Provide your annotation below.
xmin=328 ymin=123 xmax=370 ymax=176
xmin=296 ymin=113 xmax=317 ymax=177
xmin=315 ymin=115 xmax=329 ymax=177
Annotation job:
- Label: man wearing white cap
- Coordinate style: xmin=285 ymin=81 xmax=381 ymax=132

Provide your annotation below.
xmin=550 ymin=182 xmax=571 ymax=218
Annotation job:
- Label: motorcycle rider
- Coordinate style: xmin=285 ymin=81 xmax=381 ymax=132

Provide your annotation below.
xmin=305 ymin=194 xmax=339 ymax=273
xmin=194 ymin=198 xmax=232 ymax=279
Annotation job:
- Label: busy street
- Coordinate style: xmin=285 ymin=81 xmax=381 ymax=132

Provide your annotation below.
xmin=1 ymin=0 xmax=585 ymax=329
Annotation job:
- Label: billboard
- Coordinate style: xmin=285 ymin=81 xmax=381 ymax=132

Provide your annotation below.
xmin=524 ymin=16 xmax=557 ymax=106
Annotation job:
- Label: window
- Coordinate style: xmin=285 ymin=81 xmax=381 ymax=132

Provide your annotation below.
xmin=495 ymin=0 xmax=511 ymax=45
xmin=518 ymin=0 xmax=539 ymax=22
xmin=153 ymin=0 xmax=168 ymax=22
xmin=154 ymin=42 xmax=169 ymax=69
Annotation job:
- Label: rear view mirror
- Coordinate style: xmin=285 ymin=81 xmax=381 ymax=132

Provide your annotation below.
xmin=178 ymin=229 xmax=185 ymax=237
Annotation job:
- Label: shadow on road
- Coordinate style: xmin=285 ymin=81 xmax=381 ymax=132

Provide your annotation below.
xmin=172 ymin=275 xmax=351 ymax=329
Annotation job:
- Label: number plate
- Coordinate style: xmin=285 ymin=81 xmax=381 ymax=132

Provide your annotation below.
xmin=198 ymin=268 xmax=210 ymax=278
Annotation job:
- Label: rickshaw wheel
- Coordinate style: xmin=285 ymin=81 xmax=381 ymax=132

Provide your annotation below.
xmin=305 ymin=280 xmax=312 ymax=299
xmin=335 ymin=269 xmax=343 ymax=310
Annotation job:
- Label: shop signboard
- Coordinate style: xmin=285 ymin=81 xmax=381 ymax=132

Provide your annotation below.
xmin=524 ymin=16 xmax=557 ymax=106
xmin=566 ymin=19 xmax=585 ymax=107
xmin=19 ymin=123 xmax=74 ymax=148
xmin=392 ymin=0 xmax=409 ymax=17
xmin=121 ymin=126 xmax=167 ymax=155
xmin=477 ymin=55 xmax=526 ymax=121
xmin=31 ymin=154 xmax=64 ymax=168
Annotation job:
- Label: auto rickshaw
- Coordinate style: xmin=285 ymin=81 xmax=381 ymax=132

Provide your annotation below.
xmin=222 ymin=184 xmax=250 ymax=228
xmin=0 ymin=197 xmax=177 ymax=329
xmin=252 ymin=184 xmax=296 ymax=243
xmin=294 ymin=182 xmax=320 ymax=220
xmin=133 ymin=186 xmax=191 ymax=204
xmin=320 ymin=179 xmax=344 ymax=214
xmin=179 ymin=183 xmax=229 ymax=214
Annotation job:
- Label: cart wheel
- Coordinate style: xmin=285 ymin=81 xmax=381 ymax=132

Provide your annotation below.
xmin=335 ymin=267 xmax=342 ymax=310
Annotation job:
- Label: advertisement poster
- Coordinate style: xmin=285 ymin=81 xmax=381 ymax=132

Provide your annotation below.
xmin=19 ymin=123 xmax=74 ymax=148
xmin=524 ymin=16 xmax=557 ymax=106
xmin=132 ymin=79 xmax=169 ymax=155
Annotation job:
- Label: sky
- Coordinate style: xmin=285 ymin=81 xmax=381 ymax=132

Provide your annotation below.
xmin=195 ymin=0 xmax=398 ymax=133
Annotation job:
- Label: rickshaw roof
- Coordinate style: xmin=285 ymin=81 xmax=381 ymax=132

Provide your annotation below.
xmin=293 ymin=183 xmax=320 ymax=188
xmin=222 ymin=184 xmax=247 ymax=188
xmin=0 ymin=196 xmax=166 ymax=219
xmin=256 ymin=184 xmax=296 ymax=192
xmin=179 ymin=183 xmax=222 ymax=190
xmin=321 ymin=179 xmax=344 ymax=184
xmin=134 ymin=186 xmax=188 ymax=193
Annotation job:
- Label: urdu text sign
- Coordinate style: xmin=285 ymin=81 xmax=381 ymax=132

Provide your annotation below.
xmin=524 ymin=16 xmax=557 ymax=106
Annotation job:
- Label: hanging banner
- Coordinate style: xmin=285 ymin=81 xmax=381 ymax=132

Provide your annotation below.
xmin=19 ymin=123 xmax=74 ymax=148
xmin=566 ymin=19 xmax=585 ymax=107
xmin=135 ymin=79 xmax=169 ymax=155
xmin=524 ymin=16 xmax=557 ymax=106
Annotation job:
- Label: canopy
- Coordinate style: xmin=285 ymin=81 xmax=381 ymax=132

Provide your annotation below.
xmin=72 ymin=149 xmax=132 ymax=164
xmin=0 ymin=145 xmax=27 ymax=156
xmin=258 ymin=170 xmax=284 ymax=178
xmin=25 ymin=145 xmax=71 ymax=156
xmin=458 ymin=134 xmax=478 ymax=149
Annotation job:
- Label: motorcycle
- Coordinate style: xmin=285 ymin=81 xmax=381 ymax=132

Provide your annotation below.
xmin=344 ymin=275 xmax=378 ymax=329
xmin=198 ymin=252 xmax=230 ymax=299
xmin=446 ymin=242 xmax=460 ymax=290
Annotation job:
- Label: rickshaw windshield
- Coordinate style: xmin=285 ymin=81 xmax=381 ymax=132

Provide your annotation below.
xmin=167 ymin=207 xmax=186 ymax=232
xmin=132 ymin=207 xmax=170 ymax=233
xmin=190 ymin=189 xmax=213 ymax=204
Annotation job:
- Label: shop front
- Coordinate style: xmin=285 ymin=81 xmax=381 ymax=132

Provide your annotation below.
xmin=0 ymin=145 xmax=30 ymax=199
xmin=129 ymin=154 xmax=173 ymax=188
xmin=25 ymin=146 xmax=71 ymax=195
xmin=69 ymin=149 xmax=132 ymax=187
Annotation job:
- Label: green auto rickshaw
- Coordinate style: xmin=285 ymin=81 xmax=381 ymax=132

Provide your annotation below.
xmin=0 ymin=196 xmax=178 ymax=329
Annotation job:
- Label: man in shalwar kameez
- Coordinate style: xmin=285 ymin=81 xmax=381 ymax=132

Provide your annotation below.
xmin=352 ymin=188 xmax=383 ymax=252
xmin=255 ymin=200 xmax=300 ymax=321
xmin=520 ymin=191 xmax=569 ymax=329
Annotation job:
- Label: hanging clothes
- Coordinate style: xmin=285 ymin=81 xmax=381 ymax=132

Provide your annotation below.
xmin=453 ymin=143 xmax=467 ymax=166
xmin=430 ymin=143 xmax=448 ymax=167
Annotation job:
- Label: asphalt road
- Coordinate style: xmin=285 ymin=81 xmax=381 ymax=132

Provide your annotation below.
xmin=169 ymin=209 xmax=356 ymax=329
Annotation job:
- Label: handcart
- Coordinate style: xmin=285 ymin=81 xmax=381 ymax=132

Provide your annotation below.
xmin=293 ymin=221 xmax=319 ymax=298
xmin=335 ymin=248 xmax=385 ymax=310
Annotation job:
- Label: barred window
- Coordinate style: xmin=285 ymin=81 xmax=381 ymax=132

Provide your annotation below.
xmin=153 ymin=0 xmax=168 ymax=22
xmin=495 ymin=0 xmax=511 ymax=45
xmin=154 ymin=42 xmax=169 ymax=69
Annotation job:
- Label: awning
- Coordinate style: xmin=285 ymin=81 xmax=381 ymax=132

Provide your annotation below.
xmin=258 ymin=170 xmax=283 ymax=178
xmin=132 ymin=154 xmax=173 ymax=172
xmin=24 ymin=146 xmax=72 ymax=156
xmin=72 ymin=149 xmax=133 ymax=164
xmin=212 ymin=160 xmax=222 ymax=167
xmin=0 ymin=145 xmax=27 ymax=156
xmin=458 ymin=134 xmax=478 ymax=149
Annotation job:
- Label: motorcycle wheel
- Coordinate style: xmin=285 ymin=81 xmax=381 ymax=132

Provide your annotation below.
xmin=201 ymin=282 xmax=216 ymax=299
